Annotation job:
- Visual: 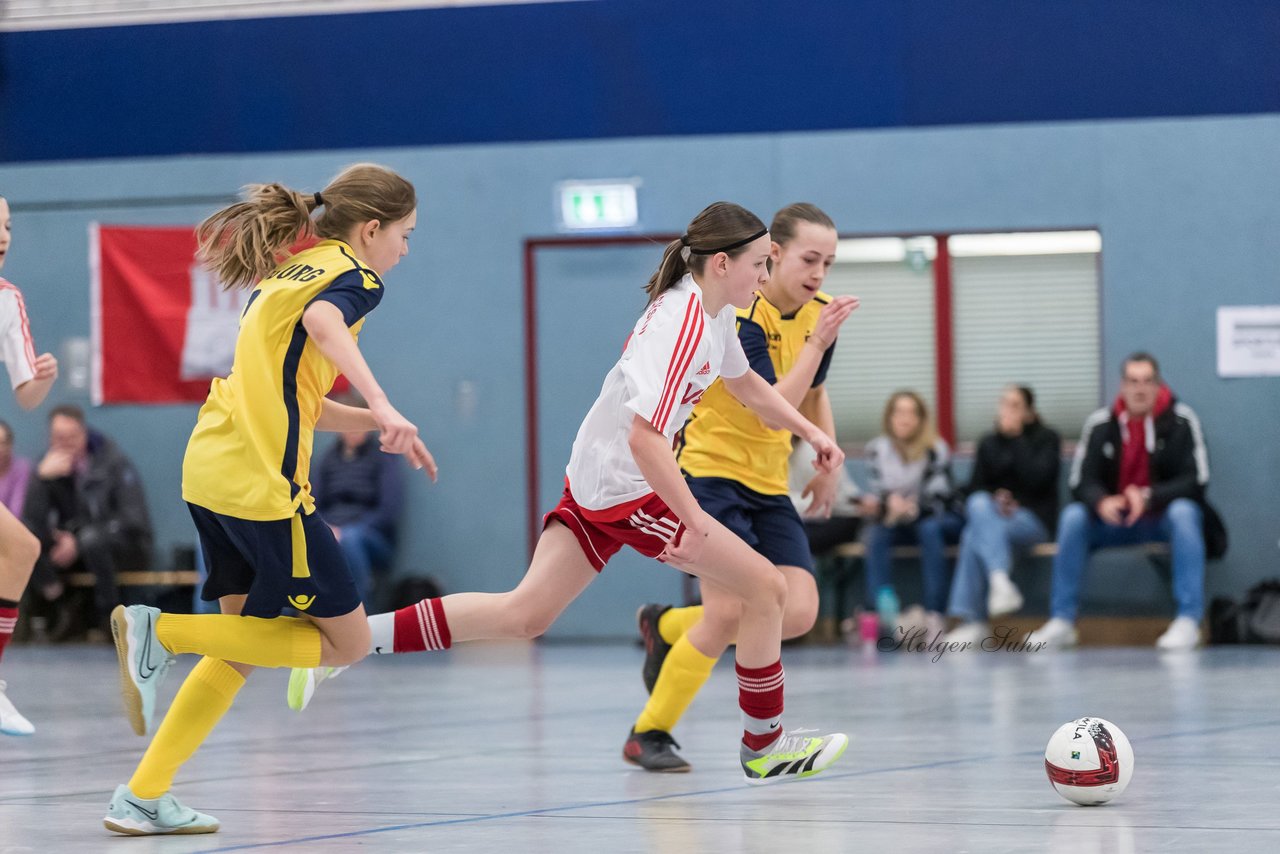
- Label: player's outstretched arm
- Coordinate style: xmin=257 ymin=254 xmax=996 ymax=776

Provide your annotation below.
xmin=13 ymin=353 xmax=57 ymax=410
xmin=722 ymin=370 xmax=844 ymax=475
xmin=302 ymin=302 xmax=437 ymax=479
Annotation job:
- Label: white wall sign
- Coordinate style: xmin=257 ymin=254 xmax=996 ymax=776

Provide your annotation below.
xmin=557 ymin=180 xmax=639 ymax=231
xmin=1217 ymin=305 xmax=1280 ymax=377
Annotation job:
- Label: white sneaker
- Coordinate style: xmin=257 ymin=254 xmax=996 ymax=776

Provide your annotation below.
xmin=987 ymin=572 xmax=1024 ymax=617
xmin=287 ymin=665 xmax=346 ymax=712
xmin=943 ymin=621 xmax=989 ymax=646
xmin=0 ymin=680 xmax=34 ymax=736
xmin=925 ymin=611 xmax=947 ymax=640
xmin=1026 ymin=618 xmax=1077 ymax=650
xmin=1156 ymin=616 xmax=1201 ymax=651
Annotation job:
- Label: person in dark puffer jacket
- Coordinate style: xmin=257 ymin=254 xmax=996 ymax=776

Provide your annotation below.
xmin=945 ymin=386 xmax=1060 ymax=643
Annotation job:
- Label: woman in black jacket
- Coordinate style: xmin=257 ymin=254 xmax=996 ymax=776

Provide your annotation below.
xmin=944 ymin=386 xmax=1060 ymax=642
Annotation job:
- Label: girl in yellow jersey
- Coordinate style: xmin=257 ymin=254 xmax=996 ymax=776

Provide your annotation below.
xmin=102 ymin=164 xmax=435 ymax=836
xmin=624 ymin=204 xmax=858 ymax=772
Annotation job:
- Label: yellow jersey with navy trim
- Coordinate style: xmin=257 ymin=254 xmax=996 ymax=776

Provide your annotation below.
xmin=676 ymin=291 xmax=836 ymax=496
xmin=182 ymin=239 xmax=384 ymax=521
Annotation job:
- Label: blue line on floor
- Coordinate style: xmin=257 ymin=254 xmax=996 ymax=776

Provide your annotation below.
xmin=195 ymin=716 xmax=1280 ymax=852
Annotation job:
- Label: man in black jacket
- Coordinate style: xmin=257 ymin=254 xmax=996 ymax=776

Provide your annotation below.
xmin=24 ymin=404 xmax=152 ymax=640
xmin=1028 ymin=354 xmax=1212 ymax=651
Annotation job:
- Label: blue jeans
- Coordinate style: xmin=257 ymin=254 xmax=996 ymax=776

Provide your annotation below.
xmin=864 ymin=512 xmax=963 ymax=614
xmin=338 ymin=523 xmax=394 ymax=609
xmin=947 ymin=492 xmax=1049 ymax=622
xmin=1049 ymin=499 xmax=1205 ymax=621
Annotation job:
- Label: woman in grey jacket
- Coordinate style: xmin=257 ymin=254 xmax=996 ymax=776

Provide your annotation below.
xmin=860 ymin=391 xmax=961 ymax=639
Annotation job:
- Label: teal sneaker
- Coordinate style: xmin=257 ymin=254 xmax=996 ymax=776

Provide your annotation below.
xmin=741 ymin=729 xmax=849 ymax=785
xmin=287 ymin=665 xmax=345 ymax=712
xmin=0 ymin=680 xmax=34 ymax=736
xmin=103 ymin=784 xmax=219 ymax=835
xmin=109 ymin=604 xmax=175 ymax=736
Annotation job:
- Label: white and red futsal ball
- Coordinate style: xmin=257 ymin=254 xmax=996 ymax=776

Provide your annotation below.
xmin=1044 ymin=717 xmax=1134 ymax=805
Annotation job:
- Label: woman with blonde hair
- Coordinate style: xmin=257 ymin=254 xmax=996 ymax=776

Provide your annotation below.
xmin=859 ymin=390 xmax=961 ymax=639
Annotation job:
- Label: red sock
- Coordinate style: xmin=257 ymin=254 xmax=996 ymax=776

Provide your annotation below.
xmin=392 ymin=598 xmax=452 ymax=653
xmin=737 ymin=660 xmax=785 ymax=751
xmin=0 ymin=602 xmax=17 ymax=664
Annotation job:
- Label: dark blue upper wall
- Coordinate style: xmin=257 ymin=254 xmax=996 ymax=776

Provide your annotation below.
xmin=3 ymin=0 xmax=1279 ymax=163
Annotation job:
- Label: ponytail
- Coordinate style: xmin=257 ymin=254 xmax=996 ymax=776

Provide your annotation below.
xmin=196 ymin=184 xmax=316 ymax=290
xmin=196 ymin=163 xmax=416 ymax=291
xmin=645 ymin=201 xmax=767 ymax=305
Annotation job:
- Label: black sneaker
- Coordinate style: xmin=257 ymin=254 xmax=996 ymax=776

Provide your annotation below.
xmin=623 ymin=728 xmax=691 ymax=773
xmin=637 ymin=604 xmax=673 ymax=694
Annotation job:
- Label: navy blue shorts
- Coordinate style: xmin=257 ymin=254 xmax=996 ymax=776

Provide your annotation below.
xmin=187 ymin=503 xmax=362 ymax=619
xmin=685 ymin=476 xmax=815 ymax=573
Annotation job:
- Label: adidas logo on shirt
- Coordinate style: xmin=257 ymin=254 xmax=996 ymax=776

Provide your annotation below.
xmin=695 ymin=362 xmax=711 ymax=376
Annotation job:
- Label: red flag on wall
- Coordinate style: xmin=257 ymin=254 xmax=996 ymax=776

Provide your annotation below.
xmin=91 ymin=224 xmax=243 ymax=404
xmin=90 ymin=225 xmax=340 ymax=405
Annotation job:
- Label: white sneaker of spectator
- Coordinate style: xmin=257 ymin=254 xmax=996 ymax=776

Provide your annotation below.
xmin=1026 ymin=618 xmax=1077 ymax=650
xmin=1155 ymin=616 xmax=1201 ymax=651
xmin=925 ymin=611 xmax=947 ymax=641
xmin=943 ymin=621 xmax=988 ymax=646
xmin=986 ymin=571 xmax=1024 ymax=617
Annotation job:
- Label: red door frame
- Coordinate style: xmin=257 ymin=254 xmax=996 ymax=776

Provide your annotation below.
xmin=522 ymin=228 xmax=1095 ymax=558
xmin=523 ymin=234 xmax=680 ymax=555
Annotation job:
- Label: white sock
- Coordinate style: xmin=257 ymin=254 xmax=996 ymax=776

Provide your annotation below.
xmin=368 ymin=612 xmax=395 ymax=655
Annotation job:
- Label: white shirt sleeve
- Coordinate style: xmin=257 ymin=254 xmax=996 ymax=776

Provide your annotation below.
xmin=0 ymin=290 xmax=36 ymax=391
xmin=721 ymin=323 xmax=749 ymax=379
xmin=620 ymin=292 xmax=705 ymax=434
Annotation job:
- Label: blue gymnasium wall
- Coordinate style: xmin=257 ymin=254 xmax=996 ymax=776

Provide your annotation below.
xmin=1 ymin=0 xmax=1278 ymax=634
xmin=2 ymin=0 xmax=1280 ymax=162
xmin=1 ymin=115 xmax=1278 ymax=635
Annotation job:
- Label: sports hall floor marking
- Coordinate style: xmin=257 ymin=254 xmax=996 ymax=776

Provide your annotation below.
xmin=198 ymin=716 xmax=1280 ymax=852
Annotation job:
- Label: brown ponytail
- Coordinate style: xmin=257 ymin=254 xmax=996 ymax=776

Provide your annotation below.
xmin=196 ymin=163 xmax=416 ymax=290
xmin=645 ymin=201 xmax=766 ymax=304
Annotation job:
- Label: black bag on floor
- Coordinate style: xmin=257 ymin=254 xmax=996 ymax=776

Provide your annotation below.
xmin=1209 ymin=579 xmax=1280 ymax=644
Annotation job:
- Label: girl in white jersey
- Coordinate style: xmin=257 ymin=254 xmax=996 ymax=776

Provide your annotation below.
xmin=0 ymin=194 xmax=61 ymax=736
xmin=292 ymin=202 xmax=850 ymax=784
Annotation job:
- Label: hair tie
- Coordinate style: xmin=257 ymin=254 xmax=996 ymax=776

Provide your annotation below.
xmin=679 ymin=234 xmax=691 ymax=247
xmin=687 ymin=227 xmax=768 ymax=256
xmin=312 ymin=192 xmax=324 ymax=209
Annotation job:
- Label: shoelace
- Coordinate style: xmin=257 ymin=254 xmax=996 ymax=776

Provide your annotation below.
xmin=644 ymin=730 xmax=682 ymax=749
xmin=767 ymin=729 xmax=821 ymax=756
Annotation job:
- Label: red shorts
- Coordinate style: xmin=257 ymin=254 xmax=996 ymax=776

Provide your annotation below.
xmin=543 ymin=482 xmax=687 ymax=572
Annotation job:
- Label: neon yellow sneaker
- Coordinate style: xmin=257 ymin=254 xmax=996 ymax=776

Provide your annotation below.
xmin=287 ymin=665 xmax=345 ymax=712
xmin=741 ymin=729 xmax=848 ymax=785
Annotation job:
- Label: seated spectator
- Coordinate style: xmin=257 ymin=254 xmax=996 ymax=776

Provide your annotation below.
xmin=1027 ymin=353 xmax=1219 ymax=651
xmin=788 ymin=438 xmax=863 ymax=556
xmin=945 ymin=386 xmax=1061 ymax=644
xmin=860 ymin=391 xmax=962 ymax=639
xmin=24 ymin=404 xmax=152 ymax=641
xmin=313 ymin=418 xmax=405 ymax=609
xmin=789 ymin=439 xmax=862 ymax=642
xmin=0 ymin=421 xmax=32 ymax=518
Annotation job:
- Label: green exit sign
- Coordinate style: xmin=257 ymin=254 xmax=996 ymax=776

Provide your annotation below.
xmin=557 ymin=180 xmax=640 ymax=230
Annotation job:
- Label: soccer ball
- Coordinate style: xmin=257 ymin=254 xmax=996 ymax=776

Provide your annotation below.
xmin=1044 ymin=717 xmax=1134 ymax=805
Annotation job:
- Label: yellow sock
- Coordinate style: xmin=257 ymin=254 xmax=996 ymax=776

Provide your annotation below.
xmin=129 ymin=657 xmax=244 ymax=798
xmin=657 ymin=606 xmax=704 ymax=645
xmin=634 ymin=634 xmax=718 ymax=733
xmin=156 ymin=614 xmax=321 ymax=669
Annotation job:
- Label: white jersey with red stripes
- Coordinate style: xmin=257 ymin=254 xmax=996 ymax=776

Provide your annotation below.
xmin=566 ymin=273 xmax=749 ymax=513
xmin=0 ymin=279 xmax=36 ymax=391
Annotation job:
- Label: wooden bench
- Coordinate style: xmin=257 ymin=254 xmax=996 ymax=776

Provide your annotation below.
xmin=66 ymin=570 xmax=199 ymax=588
xmin=830 ymin=541 xmax=1169 ymax=560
